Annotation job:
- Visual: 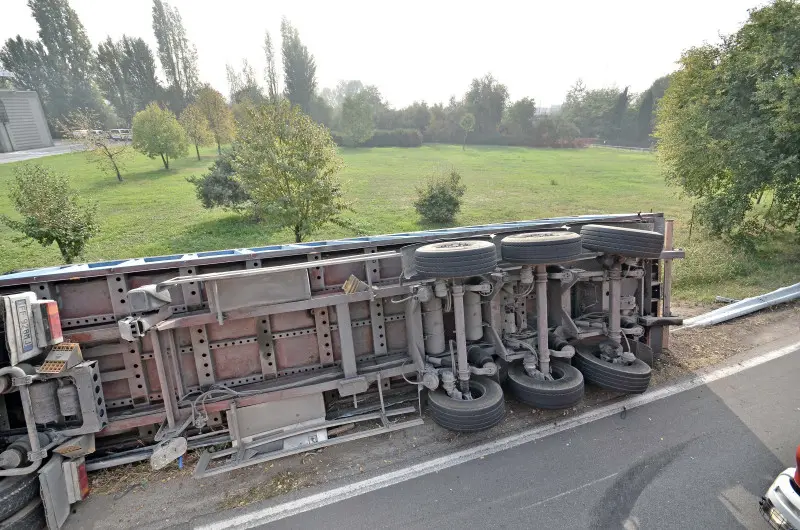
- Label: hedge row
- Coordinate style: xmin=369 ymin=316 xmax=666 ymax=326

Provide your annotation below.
xmin=439 ymin=132 xmax=591 ymax=149
xmin=332 ymin=129 xmax=423 ymax=148
xmin=331 ymin=129 xmax=589 ymax=149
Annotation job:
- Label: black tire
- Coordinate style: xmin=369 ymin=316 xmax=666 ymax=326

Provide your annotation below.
xmin=507 ymin=361 xmax=584 ymax=409
xmin=574 ymin=349 xmax=652 ymax=393
xmin=0 ymin=474 xmax=39 ymax=522
xmin=427 ymin=376 xmax=505 ymax=432
xmin=0 ymin=499 xmax=45 ymax=530
xmin=580 ymin=224 xmax=664 ymax=259
xmin=414 ymin=240 xmax=498 ymax=278
xmin=501 ymin=231 xmax=583 ymax=264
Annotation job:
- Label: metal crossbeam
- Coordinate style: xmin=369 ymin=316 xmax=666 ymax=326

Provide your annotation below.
xmin=161 ymin=251 xmax=400 ymax=286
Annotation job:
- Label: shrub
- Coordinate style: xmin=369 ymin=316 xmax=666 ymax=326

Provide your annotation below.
xmin=1 ymin=164 xmax=98 ymax=264
xmin=186 ymin=153 xmax=250 ymax=212
xmin=414 ymin=168 xmax=466 ymax=225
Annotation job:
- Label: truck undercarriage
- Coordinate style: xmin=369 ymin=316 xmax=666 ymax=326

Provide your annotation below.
xmin=0 ymin=213 xmax=683 ymax=528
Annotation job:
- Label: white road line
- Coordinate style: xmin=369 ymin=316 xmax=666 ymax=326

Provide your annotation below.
xmin=521 ymin=472 xmax=619 ymax=511
xmin=193 ymin=340 xmax=800 ymax=530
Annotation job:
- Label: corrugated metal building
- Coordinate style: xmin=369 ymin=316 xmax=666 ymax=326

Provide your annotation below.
xmin=0 ymin=90 xmax=53 ymax=153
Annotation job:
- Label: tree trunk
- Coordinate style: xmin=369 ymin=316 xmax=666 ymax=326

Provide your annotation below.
xmin=112 ymin=160 xmax=123 ymax=182
xmin=294 ymin=226 xmax=302 ymax=243
xmin=160 ymin=153 xmax=169 ymax=169
xmin=57 ymin=242 xmax=73 ymax=264
xmin=217 ymin=141 xmax=221 ymax=155
xmin=195 ymin=144 xmax=201 ymax=161
xmin=462 ymin=131 xmax=468 ymax=151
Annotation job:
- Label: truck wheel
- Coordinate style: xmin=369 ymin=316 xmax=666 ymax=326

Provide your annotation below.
xmin=0 ymin=474 xmax=39 ymax=522
xmin=579 ymin=224 xmax=664 ymax=259
xmin=574 ymin=349 xmax=651 ymax=393
xmin=500 ymin=232 xmax=583 ymax=264
xmin=507 ymin=361 xmax=584 ymax=409
xmin=427 ymin=376 xmax=505 ymax=432
xmin=414 ymin=240 xmax=498 ymax=278
xmin=0 ymin=499 xmax=45 ymax=530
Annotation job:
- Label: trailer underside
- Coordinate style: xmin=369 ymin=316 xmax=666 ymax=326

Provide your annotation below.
xmin=0 ymin=213 xmax=683 ymax=526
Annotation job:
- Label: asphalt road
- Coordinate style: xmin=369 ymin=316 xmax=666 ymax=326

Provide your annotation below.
xmin=266 ymin=348 xmax=800 ymax=530
xmin=0 ymin=141 xmax=83 ymax=164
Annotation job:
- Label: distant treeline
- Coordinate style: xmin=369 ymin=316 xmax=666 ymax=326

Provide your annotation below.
xmin=1 ymin=0 xmax=669 ymax=148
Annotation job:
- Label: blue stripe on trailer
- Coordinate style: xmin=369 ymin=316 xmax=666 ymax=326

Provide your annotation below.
xmin=0 ymin=213 xmax=657 ymax=286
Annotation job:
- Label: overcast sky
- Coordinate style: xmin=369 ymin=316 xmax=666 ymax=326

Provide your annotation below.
xmin=1 ymin=0 xmax=762 ymax=107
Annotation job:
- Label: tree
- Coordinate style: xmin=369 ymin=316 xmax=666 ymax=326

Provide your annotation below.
xmin=505 ymin=97 xmax=536 ymax=137
xmin=281 ymin=18 xmax=317 ymax=114
xmin=636 ymin=75 xmax=671 ymax=146
xmin=132 ymin=103 xmax=188 ymax=169
xmin=264 ymin=31 xmax=280 ymax=103
xmin=341 ymin=91 xmax=375 ymax=144
xmin=152 ymin=0 xmax=198 ymax=113
xmin=308 ymin=94 xmax=333 ymax=128
xmin=636 ymin=89 xmax=655 ymax=145
xmin=96 ymin=36 xmax=162 ymax=126
xmin=656 ymin=0 xmax=800 ymax=239
xmin=321 ymin=80 xmax=364 ymax=109
xmin=121 ymin=37 xmax=162 ymax=111
xmin=464 ymin=74 xmax=509 ymax=134
xmin=233 ymin=101 xmax=348 ymax=242
xmin=96 ymin=38 xmax=132 ymax=125
xmin=554 ymin=115 xmax=580 ymax=146
xmin=195 ymin=85 xmax=234 ymax=154
xmin=426 ymin=98 xmax=465 ymax=144
xmin=1 ymin=164 xmax=98 ymax=264
xmin=1 ymin=0 xmax=107 ymax=128
xmin=62 ymin=109 xmax=131 ymax=181
xmin=603 ymin=86 xmax=630 ymax=143
xmin=562 ymin=82 xmax=621 ymax=139
xmin=406 ymin=101 xmax=431 ymax=133
xmin=180 ymin=104 xmax=212 ymax=160
xmin=459 ymin=113 xmax=475 ymax=150
xmin=0 ymin=37 xmax=49 ymax=101
xmin=226 ymin=59 xmax=263 ymax=104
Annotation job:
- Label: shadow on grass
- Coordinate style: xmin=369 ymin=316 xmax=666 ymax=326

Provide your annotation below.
xmin=85 ymin=156 xmax=216 ymax=192
xmin=167 ymin=215 xmax=281 ymax=255
xmin=85 ymin=167 xmax=179 ymax=191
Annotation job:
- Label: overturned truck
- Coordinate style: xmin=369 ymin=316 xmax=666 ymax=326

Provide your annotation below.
xmin=0 ymin=213 xmax=683 ymax=528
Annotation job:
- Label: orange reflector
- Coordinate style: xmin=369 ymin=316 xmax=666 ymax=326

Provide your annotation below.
xmin=78 ymin=461 xmax=90 ymax=499
xmin=45 ymin=300 xmax=62 ymax=341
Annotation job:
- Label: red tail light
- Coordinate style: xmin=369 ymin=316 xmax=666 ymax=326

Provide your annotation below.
xmin=795 ymin=444 xmax=800 ymax=485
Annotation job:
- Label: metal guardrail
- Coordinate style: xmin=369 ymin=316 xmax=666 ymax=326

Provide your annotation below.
xmin=679 ymin=283 xmax=800 ymax=329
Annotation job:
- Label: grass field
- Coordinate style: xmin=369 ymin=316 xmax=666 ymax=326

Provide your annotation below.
xmin=0 ymin=144 xmax=797 ymax=302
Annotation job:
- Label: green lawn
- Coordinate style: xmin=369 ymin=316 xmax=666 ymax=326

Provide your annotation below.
xmin=0 ymin=144 xmax=797 ymax=302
